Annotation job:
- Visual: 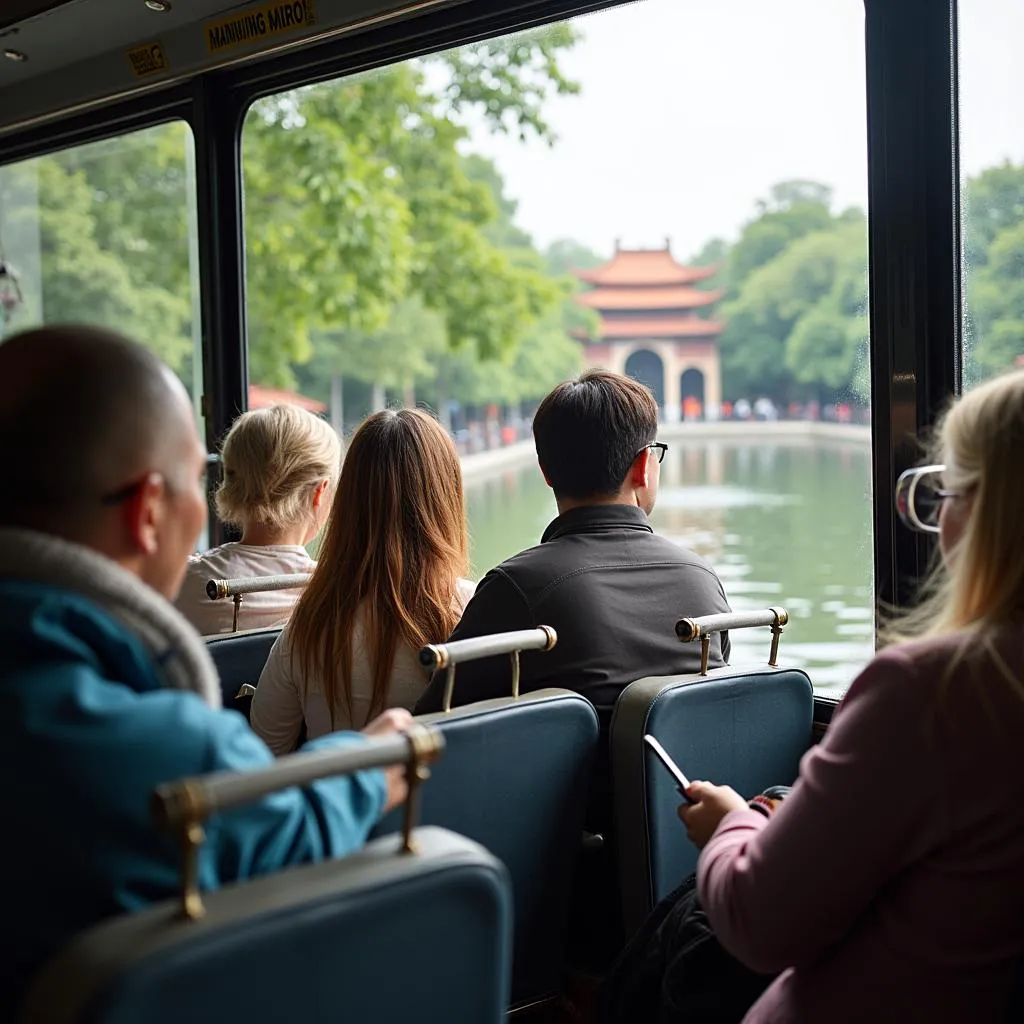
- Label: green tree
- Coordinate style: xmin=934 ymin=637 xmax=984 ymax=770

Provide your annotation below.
xmin=243 ymin=27 xmax=581 ymax=390
xmin=963 ymin=160 xmax=1024 ymax=269
xmin=727 ymin=180 xmax=836 ymax=288
xmin=316 ymin=297 xmax=448 ymax=412
xmin=0 ymin=145 xmax=193 ymax=373
xmin=436 ymin=24 xmax=581 ymax=142
xmin=545 ymin=238 xmax=604 ymax=276
xmin=966 ymin=219 xmax=1024 ymax=383
xmin=720 ymin=214 xmax=867 ymax=402
xmin=963 ymin=161 xmax=1024 ymax=383
xmin=687 ymin=236 xmax=730 ymax=292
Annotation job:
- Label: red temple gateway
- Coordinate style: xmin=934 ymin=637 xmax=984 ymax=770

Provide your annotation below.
xmin=573 ymin=240 xmax=723 ymax=421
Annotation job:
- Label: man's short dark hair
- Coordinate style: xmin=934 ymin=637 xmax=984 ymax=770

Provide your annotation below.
xmin=533 ymin=369 xmax=658 ymax=500
xmin=0 ymin=324 xmax=185 ymax=529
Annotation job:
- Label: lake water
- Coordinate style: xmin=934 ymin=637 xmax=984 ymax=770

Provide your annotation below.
xmin=464 ymin=437 xmax=876 ymax=698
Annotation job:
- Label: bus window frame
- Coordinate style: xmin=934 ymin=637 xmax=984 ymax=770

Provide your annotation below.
xmin=0 ymin=0 xmax=961 ymax=633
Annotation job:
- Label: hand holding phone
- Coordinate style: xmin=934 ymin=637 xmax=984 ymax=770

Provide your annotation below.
xmin=643 ymin=734 xmax=696 ymax=804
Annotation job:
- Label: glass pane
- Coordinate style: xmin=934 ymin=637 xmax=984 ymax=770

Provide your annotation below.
xmin=241 ymin=0 xmax=873 ymax=696
xmin=0 ymin=121 xmax=204 ymax=427
xmin=959 ymin=1 xmax=1024 ymax=388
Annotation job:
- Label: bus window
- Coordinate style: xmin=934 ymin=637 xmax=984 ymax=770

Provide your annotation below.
xmin=959 ymin=0 xmax=1024 ymax=388
xmin=0 ymin=121 xmax=204 ymax=429
xmin=240 ymin=0 xmax=872 ymax=697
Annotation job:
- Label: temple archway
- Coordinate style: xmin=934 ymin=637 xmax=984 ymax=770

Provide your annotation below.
xmin=625 ymin=349 xmax=665 ymax=409
xmin=680 ymin=367 xmax=706 ymax=420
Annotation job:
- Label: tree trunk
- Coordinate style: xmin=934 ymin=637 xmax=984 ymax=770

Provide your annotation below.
xmin=437 ymin=379 xmax=452 ymax=432
xmin=371 ymin=382 xmax=386 ymax=412
xmin=403 ymin=380 xmax=416 ymax=408
xmin=329 ymin=373 xmax=344 ymax=434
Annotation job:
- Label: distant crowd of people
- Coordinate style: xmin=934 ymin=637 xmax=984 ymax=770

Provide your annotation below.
xmin=2 ymin=323 xmax=1024 ymax=1022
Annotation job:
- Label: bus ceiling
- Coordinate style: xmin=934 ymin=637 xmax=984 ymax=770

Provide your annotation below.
xmin=0 ymin=0 xmax=458 ymax=139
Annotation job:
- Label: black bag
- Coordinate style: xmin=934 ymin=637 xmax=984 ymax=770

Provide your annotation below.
xmin=595 ymin=786 xmax=792 ymax=1024
xmin=595 ymin=873 xmax=774 ymax=1024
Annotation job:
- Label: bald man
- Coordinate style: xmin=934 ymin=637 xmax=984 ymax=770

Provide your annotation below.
xmin=0 ymin=325 xmax=410 ymax=1015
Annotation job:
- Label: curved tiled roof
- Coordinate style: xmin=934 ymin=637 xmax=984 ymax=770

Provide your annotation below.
xmin=577 ymin=248 xmax=718 ymax=287
xmin=578 ymin=285 xmax=722 ymax=310
xmin=574 ymin=317 xmax=724 ymax=340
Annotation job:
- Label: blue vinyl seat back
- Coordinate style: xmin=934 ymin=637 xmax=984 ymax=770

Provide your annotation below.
xmin=372 ymin=690 xmax=599 ymax=1009
xmin=204 ymin=628 xmax=281 ymax=719
xmin=612 ymin=665 xmax=813 ymax=937
xmin=19 ymin=828 xmax=511 ymax=1024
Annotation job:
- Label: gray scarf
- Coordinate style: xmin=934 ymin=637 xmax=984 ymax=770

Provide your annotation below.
xmin=0 ymin=527 xmax=221 ymax=708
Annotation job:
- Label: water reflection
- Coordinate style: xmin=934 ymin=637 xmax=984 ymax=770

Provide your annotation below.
xmin=464 ymin=439 xmax=874 ymax=697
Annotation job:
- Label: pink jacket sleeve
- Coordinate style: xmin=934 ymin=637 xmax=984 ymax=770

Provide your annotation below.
xmin=697 ymin=647 xmax=944 ymax=973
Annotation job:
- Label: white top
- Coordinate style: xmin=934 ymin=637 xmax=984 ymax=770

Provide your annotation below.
xmin=251 ymin=578 xmax=476 ymax=754
xmin=174 ymin=542 xmax=316 ymax=636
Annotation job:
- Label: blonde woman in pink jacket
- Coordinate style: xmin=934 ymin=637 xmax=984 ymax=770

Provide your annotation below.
xmin=680 ymin=369 xmax=1024 ymax=1023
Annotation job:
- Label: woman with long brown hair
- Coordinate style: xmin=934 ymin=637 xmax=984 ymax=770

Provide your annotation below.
xmin=250 ymin=409 xmax=474 ymax=753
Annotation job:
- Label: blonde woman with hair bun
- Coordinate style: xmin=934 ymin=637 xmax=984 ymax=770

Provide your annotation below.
xmin=175 ymin=404 xmax=341 ymax=635
xmin=669 ymin=369 xmax=1024 ymax=1023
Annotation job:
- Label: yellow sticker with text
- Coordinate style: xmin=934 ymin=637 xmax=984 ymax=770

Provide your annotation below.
xmin=126 ymin=41 xmax=169 ymax=77
xmin=205 ymin=0 xmax=316 ymax=54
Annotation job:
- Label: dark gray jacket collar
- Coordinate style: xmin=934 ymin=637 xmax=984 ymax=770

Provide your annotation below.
xmin=541 ymin=504 xmax=654 ymax=543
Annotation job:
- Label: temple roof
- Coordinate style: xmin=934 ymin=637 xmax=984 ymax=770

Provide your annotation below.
xmin=577 ymin=285 xmax=722 ymax=311
xmin=575 ymin=316 xmax=724 ymax=341
xmin=577 ymin=246 xmax=718 ymax=287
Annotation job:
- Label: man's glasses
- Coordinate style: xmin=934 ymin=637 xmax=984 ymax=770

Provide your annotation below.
xmin=894 ymin=464 xmax=958 ymax=534
xmin=635 ymin=442 xmax=668 ymax=464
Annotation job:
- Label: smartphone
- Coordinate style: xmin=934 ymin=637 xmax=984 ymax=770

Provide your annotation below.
xmin=643 ymin=734 xmax=696 ymax=804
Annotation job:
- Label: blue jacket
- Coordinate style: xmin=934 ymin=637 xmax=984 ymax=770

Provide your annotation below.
xmin=0 ymin=581 xmax=387 ymax=1015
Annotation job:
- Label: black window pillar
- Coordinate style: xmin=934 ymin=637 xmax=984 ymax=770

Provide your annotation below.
xmin=864 ymin=0 xmax=960 ymax=615
xmin=192 ymin=76 xmax=248 ymax=545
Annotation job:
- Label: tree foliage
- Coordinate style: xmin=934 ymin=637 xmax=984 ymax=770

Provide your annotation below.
xmin=242 ymin=28 xmax=581 ymax=390
xmin=0 ymin=27 xmax=586 ymax=415
xmin=2 ymin=30 xmax=1023 ymax=423
xmin=716 ymin=188 xmax=868 ymax=403
xmin=0 ymin=123 xmax=195 ymax=372
xmin=963 ymin=162 xmax=1024 ymax=385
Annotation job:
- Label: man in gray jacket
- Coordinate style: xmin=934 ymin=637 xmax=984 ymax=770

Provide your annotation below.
xmin=415 ymin=369 xmax=731 ymax=719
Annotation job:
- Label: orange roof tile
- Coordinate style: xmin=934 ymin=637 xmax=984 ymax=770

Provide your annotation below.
xmin=574 ymin=317 xmax=724 ymax=340
xmin=578 ymin=285 xmax=722 ymax=310
xmin=577 ymin=248 xmax=718 ymax=287
xmin=249 ymin=384 xmax=327 ymax=414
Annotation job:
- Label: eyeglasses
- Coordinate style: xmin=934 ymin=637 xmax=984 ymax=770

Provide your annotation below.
xmin=636 ymin=442 xmax=669 ymax=464
xmin=894 ymin=464 xmax=958 ymax=534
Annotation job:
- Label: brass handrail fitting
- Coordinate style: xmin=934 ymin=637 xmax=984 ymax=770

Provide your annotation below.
xmin=675 ymin=607 xmax=790 ymax=676
xmin=206 ymin=574 xmax=311 ymax=633
xmin=206 ymin=573 xmax=312 ymax=601
xmin=151 ymin=726 xmax=445 ymax=921
xmin=418 ymin=626 xmax=558 ymax=712
xmin=767 ymin=605 xmax=787 ymax=667
xmin=401 ymin=724 xmax=444 ymax=854
xmin=151 ymin=779 xmax=210 ymax=922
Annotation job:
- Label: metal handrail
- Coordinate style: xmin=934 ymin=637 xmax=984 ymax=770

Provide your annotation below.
xmin=151 ymin=725 xmax=444 ymax=921
xmin=676 ymin=606 xmax=789 ymax=675
xmin=419 ymin=626 xmax=558 ymax=712
xmin=206 ymin=574 xmax=312 ymax=600
xmin=205 ymin=573 xmax=312 ymax=632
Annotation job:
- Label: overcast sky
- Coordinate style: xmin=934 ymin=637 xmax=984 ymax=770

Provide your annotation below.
xmin=462 ymin=0 xmax=1024 ymax=261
